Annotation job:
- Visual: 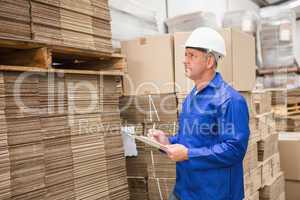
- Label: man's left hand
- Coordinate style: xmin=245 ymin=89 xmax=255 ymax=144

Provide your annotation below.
xmin=166 ymin=144 xmax=189 ymax=162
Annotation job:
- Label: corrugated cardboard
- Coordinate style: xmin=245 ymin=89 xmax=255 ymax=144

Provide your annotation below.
xmin=259 ymin=172 xmax=285 ymax=200
xmin=244 ymin=191 xmax=259 ymax=200
xmin=258 ymin=133 xmax=279 ymax=162
xmin=121 ymin=35 xmax=175 ymax=95
xmin=174 ymin=28 xmax=256 ymax=93
xmin=244 ymin=166 xmax=262 ymax=197
xmin=279 ymin=133 xmax=300 ymax=181
xmin=286 ymin=181 xmax=300 ymax=200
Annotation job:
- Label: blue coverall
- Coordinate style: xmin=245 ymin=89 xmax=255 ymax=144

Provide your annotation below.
xmin=169 ymin=72 xmax=250 ymax=200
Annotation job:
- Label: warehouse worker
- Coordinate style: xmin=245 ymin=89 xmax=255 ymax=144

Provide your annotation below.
xmin=149 ymin=27 xmax=250 ymax=200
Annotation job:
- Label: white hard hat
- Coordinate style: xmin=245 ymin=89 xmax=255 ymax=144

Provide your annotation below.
xmin=185 ymin=27 xmax=226 ymax=57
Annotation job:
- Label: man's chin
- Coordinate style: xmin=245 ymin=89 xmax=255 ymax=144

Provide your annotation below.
xmin=185 ymin=72 xmax=193 ymax=79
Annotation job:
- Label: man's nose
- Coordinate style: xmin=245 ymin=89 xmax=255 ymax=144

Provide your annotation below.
xmin=183 ymin=57 xmax=189 ymax=66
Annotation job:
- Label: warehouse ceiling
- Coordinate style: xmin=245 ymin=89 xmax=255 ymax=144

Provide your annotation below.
xmin=251 ymin=0 xmax=300 ymax=19
xmin=251 ymin=0 xmax=290 ymax=7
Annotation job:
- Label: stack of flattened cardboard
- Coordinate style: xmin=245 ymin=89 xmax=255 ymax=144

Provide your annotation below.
xmin=0 ymin=71 xmax=129 ymax=199
xmin=0 ymin=73 xmax=11 ymax=199
xmin=31 ymin=1 xmax=62 ymax=46
xmin=142 ymin=123 xmax=177 ymax=200
xmin=102 ymin=112 xmax=129 ymax=200
xmin=143 ymin=122 xmax=177 ymax=180
xmin=125 ymin=124 xmax=147 ymax=178
xmin=101 ymin=76 xmax=129 ymax=200
xmin=39 ymin=74 xmax=76 ymax=200
xmin=148 ymin=178 xmax=175 ymax=200
xmin=125 ymin=124 xmax=149 ymax=200
xmin=127 ymin=177 xmax=148 ymax=200
xmin=0 ymin=0 xmax=31 ymax=40
xmin=0 ymin=0 xmax=113 ymax=53
xmin=31 ymin=0 xmax=112 ymax=53
xmin=3 ymin=72 xmax=46 ymax=199
xmin=64 ymin=74 xmax=127 ymax=200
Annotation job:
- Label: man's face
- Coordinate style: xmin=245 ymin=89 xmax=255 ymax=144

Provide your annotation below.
xmin=184 ymin=48 xmax=209 ymax=81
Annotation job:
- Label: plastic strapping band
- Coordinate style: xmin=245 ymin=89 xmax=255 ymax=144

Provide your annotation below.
xmin=173 ymin=121 xmax=176 ymax=134
xmin=148 ymin=95 xmax=160 ymax=122
xmin=151 ymin=150 xmax=163 ymax=200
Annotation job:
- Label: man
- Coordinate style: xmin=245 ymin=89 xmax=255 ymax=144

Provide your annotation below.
xmin=149 ymin=27 xmax=250 ymax=200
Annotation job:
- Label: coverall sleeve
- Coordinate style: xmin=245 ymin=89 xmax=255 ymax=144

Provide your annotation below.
xmin=169 ymin=135 xmax=178 ymax=144
xmin=187 ymin=97 xmax=250 ymax=171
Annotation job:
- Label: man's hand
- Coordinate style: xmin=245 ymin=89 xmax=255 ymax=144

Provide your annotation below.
xmin=148 ymin=129 xmax=170 ymax=146
xmin=166 ymin=144 xmax=189 ymax=162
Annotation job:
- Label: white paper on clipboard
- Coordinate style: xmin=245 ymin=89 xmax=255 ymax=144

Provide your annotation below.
xmin=121 ymin=126 xmax=138 ymax=156
xmin=128 ymin=134 xmax=168 ymax=152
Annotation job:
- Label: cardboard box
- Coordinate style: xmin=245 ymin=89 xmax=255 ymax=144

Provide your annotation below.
xmin=244 ymin=143 xmax=259 ymax=174
xmin=244 ymin=191 xmax=259 ymax=200
xmin=279 ymin=133 xmax=300 ymax=181
xmin=127 ymin=177 xmax=148 ymax=200
xmin=121 ymin=35 xmax=175 ymax=95
xmin=174 ymin=28 xmax=256 ymax=93
xmin=260 ymin=172 xmax=285 ymax=200
xmin=258 ymin=133 xmax=279 ymax=162
xmin=261 ymin=153 xmax=281 ymax=187
xmin=286 ymin=181 xmax=300 ymax=200
xmin=244 ymin=166 xmax=262 ymax=197
xmin=148 ymin=178 xmax=175 ymax=200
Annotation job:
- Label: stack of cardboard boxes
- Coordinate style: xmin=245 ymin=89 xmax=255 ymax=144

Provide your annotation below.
xmin=278 ymin=133 xmax=300 ymax=200
xmin=241 ymin=89 xmax=286 ymax=200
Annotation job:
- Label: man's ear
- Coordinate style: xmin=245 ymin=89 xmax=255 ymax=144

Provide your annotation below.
xmin=206 ymin=54 xmax=215 ymax=69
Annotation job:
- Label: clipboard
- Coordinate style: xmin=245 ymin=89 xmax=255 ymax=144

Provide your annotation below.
xmin=128 ymin=134 xmax=168 ymax=152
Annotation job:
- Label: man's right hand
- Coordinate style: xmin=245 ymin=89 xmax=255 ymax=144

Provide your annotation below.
xmin=148 ymin=129 xmax=170 ymax=146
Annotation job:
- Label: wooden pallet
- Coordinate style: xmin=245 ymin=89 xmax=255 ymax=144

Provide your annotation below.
xmin=273 ymin=102 xmax=300 ymax=116
xmin=256 ymin=65 xmax=300 ymax=76
xmin=0 ymin=37 xmax=126 ymax=73
xmin=287 ymin=102 xmax=300 ymax=116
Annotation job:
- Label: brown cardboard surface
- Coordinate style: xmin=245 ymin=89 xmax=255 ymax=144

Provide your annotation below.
xmin=286 ymin=181 xmax=300 ymax=200
xmin=279 ymin=133 xmax=300 ymax=181
xmin=230 ymin=29 xmax=256 ymax=92
xmin=121 ymin=35 xmax=175 ymax=95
